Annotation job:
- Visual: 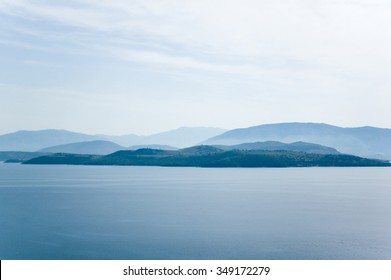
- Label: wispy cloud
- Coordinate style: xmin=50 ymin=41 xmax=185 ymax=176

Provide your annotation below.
xmin=2 ymin=0 xmax=390 ymax=78
xmin=1 ymin=0 xmax=391 ymax=133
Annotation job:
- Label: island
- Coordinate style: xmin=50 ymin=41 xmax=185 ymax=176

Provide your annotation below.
xmin=22 ymin=145 xmax=391 ymax=167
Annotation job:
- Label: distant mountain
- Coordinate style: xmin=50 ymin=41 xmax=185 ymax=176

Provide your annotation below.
xmin=104 ymin=127 xmax=226 ymax=148
xmin=24 ymin=146 xmax=391 ymax=167
xmin=98 ymin=134 xmax=140 ymax=147
xmin=214 ymin=141 xmax=339 ymax=154
xmin=128 ymin=144 xmax=178 ymax=150
xmin=204 ymin=123 xmax=391 ymax=160
xmin=38 ymin=140 xmax=126 ymax=155
xmin=0 ymin=127 xmax=225 ymax=151
xmin=0 ymin=129 xmax=98 ymax=151
xmin=140 ymin=127 xmax=226 ymax=148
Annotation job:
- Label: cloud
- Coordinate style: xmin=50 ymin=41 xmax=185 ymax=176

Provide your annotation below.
xmin=2 ymin=0 xmax=389 ymax=96
xmin=1 ymin=0 xmax=391 ymax=133
xmin=2 ymin=0 xmax=390 ymax=85
xmin=2 ymin=1 xmax=390 ymax=61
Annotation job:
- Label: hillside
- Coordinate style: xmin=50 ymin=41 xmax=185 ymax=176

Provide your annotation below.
xmin=0 ymin=151 xmax=50 ymax=162
xmin=204 ymin=123 xmax=391 ymax=160
xmin=128 ymin=144 xmax=178 ymax=150
xmin=214 ymin=141 xmax=339 ymax=154
xmin=24 ymin=153 xmax=99 ymax=165
xmin=140 ymin=127 xmax=226 ymax=148
xmin=0 ymin=129 xmax=98 ymax=151
xmin=38 ymin=140 xmax=126 ymax=155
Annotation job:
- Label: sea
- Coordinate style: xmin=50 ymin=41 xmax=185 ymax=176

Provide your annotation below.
xmin=0 ymin=163 xmax=390 ymax=259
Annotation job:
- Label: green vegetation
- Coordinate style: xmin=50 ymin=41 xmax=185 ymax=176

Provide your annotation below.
xmin=23 ymin=146 xmax=391 ymax=167
xmin=213 ymin=141 xmax=340 ymax=154
xmin=0 ymin=151 xmax=50 ymax=162
xmin=24 ymin=153 xmax=99 ymax=165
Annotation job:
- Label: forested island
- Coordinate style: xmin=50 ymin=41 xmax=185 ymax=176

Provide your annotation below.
xmin=22 ymin=145 xmax=391 ymax=168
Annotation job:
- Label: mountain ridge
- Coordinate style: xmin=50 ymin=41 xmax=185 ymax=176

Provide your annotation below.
xmin=38 ymin=140 xmax=126 ymax=155
xmin=3 ymin=122 xmax=391 ymax=160
xmin=213 ymin=141 xmax=340 ymax=154
xmin=0 ymin=127 xmax=225 ymax=151
xmin=203 ymin=122 xmax=391 ymax=159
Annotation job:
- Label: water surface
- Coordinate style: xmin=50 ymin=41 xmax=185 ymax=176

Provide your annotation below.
xmin=0 ymin=164 xmax=390 ymax=259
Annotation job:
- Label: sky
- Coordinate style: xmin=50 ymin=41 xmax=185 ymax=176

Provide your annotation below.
xmin=1 ymin=0 xmax=391 ymax=135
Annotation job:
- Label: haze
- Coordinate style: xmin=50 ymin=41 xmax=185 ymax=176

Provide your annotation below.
xmin=1 ymin=0 xmax=391 ymax=135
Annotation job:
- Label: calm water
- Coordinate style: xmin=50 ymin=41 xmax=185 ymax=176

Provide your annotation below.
xmin=0 ymin=163 xmax=390 ymax=260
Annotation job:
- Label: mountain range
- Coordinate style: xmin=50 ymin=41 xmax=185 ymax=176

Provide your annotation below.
xmin=0 ymin=127 xmax=225 ymax=151
xmin=2 ymin=123 xmax=391 ymax=160
xmin=38 ymin=140 xmax=125 ymax=155
xmin=203 ymin=123 xmax=391 ymax=160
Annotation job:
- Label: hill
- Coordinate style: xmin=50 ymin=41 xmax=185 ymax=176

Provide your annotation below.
xmin=128 ymin=144 xmax=178 ymax=150
xmin=214 ymin=141 xmax=339 ymax=154
xmin=204 ymin=123 xmax=391 ymax=160
xmin=0 ymin=129 xmax=98 ymax=151
xmin=138 ymin=127 xmax=226 ymax=148
xmin=23 ymin=153 xmax=99 ymax=165
xmin=38 ymin=140 xmax=126 ymax=155
xmin=0 ymin=151 xmax=50 ymax=162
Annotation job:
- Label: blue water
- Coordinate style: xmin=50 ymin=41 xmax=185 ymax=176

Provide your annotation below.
xmin=0 ymin=164 xmax=390 ymax=259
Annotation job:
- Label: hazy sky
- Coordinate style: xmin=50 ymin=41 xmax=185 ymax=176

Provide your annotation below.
xmin=1 ymin=0 xmax=391 ymax=135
